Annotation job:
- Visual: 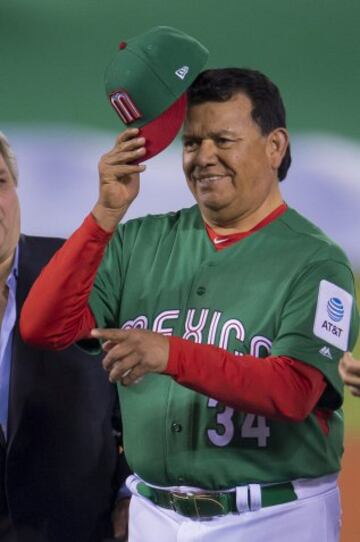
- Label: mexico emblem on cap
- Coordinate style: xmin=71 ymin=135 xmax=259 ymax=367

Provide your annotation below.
xmin=110 ymin=89 xmax=142 ymax=124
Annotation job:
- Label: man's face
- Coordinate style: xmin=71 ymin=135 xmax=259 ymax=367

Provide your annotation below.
xmin=0 ymin=153 xmax=20 ymax=264
xmin=182 ymin=93 xmax=283 ymax=227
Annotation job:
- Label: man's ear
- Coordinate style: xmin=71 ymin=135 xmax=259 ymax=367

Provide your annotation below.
xmin=266 ymin=128 xmax=289 ymax=171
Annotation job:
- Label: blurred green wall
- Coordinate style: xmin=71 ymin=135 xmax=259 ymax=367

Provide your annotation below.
xmin=1 ymin=0 xmax=360 ymax=140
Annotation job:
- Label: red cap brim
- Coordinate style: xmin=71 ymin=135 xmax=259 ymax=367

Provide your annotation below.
xmin=137 ymin=93 xmax=187 ymax=162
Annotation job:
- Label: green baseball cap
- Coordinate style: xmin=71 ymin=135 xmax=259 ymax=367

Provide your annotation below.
xmin=104 ymin=25 xmax=209 ymax=161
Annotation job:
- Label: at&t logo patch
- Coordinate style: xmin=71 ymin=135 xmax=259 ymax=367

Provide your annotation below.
xmin=327 ymin=298 xmax=344 ymax=322
xmin=313 ymin=280 xmax=353 ymax=351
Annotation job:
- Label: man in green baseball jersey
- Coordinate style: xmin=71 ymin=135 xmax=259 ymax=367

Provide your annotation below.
xmin=21 ymin=65 xmax=359 ymax=541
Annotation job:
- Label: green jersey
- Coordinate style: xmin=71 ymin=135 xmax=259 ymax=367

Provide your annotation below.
xmin=89 ymin=205 xmax=359 ymax=489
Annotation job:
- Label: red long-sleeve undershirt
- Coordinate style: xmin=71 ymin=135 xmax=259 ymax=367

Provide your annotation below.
xmin=20 ymin=213 xmax=327 ymax=423
xmin=166 ymin=337 xmax=326 ymax=423
xmin=20 ymin=214 xmax=111 ymax=350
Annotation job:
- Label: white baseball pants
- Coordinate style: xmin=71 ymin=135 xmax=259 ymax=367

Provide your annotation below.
xmin=126 ymin=474 xmax=340 ymax=542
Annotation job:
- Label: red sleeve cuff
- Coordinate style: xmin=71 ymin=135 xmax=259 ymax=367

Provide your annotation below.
xmin=166 ymin=335 xmax=185 ymax=377
xmin=86 ymin=212 xmax=116 ymax=238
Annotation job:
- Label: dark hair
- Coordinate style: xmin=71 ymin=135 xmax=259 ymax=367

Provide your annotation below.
xmin=187 ymin=68 xmax=291 ymax=181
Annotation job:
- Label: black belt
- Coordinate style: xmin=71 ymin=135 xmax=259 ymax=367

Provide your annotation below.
xmin=137 ymin=481 xmax=297 ymax=518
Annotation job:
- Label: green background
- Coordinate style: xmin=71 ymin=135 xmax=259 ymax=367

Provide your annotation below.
xmin=1 ymin=0 xmax=360 ymax=140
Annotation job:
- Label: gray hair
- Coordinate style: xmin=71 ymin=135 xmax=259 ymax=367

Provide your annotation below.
xmin=0 ymin=131 xmax=19 ymax=184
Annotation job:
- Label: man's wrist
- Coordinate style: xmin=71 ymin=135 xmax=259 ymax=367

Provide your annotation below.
xmin=91 ymin=203 xmax=129 ymax=232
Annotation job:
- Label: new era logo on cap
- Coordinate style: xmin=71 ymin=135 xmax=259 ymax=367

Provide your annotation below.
xmin=175 ymin=66 xmax=189 ymax=80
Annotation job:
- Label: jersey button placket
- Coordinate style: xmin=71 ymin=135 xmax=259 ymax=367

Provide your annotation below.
xmin=171 ymin=422 xmax=182 ymax=433
xmin=196 ymin=286 xmax=206 ymax=296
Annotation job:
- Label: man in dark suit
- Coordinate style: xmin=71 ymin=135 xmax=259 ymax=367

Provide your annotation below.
xmin=0 ymin=131 xmax=128 ymax=542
